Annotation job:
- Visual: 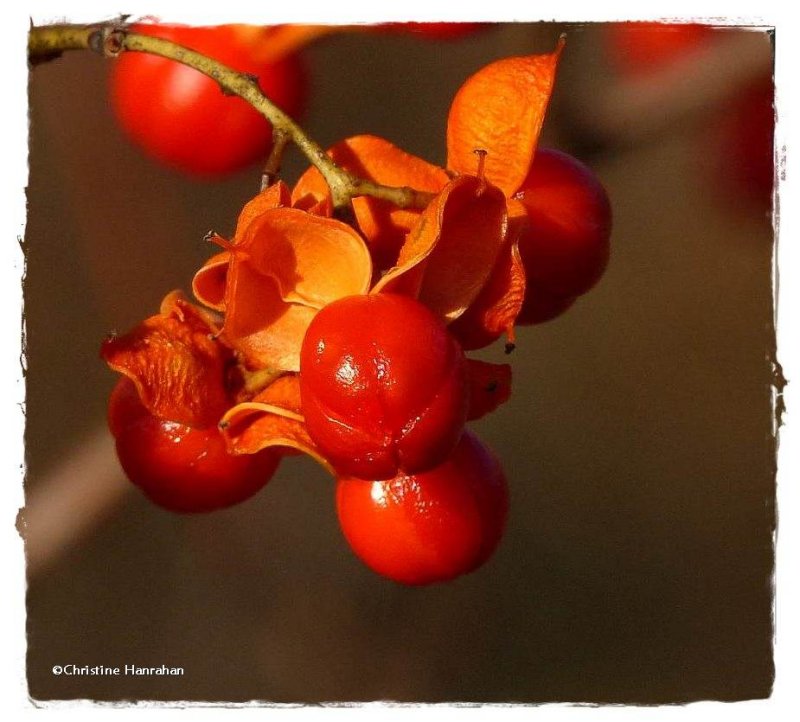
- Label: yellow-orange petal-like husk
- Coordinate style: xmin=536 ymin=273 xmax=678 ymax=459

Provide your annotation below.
xmin=220 ymin=374 xmax=333 ymax=473
xmin=291 ymin=135 xmax=449 ymax=270
xmin=372 ymin=174 xmax=508 ymax=322
xmin=192 ymin=250 xmax=231 ymax=312
xmin=446 ymin=39 xmax=564 ymax=197
xmin=301 ymin=196 xmax=333 ymax=218
xmin=219 ymin=207 xmax=372 ymax=371
xmin=192 ymin=183 xmax=291 ymax=312
xmin=233 ymin=180 xmax=292 ymax=240
xmin=449 ymin=238 xmax=526 ymax=350
xmin=466 ymin=359 xmax=512 ymax=421
xmin=238 ymin=207 xmax=371 ymax=309
xmin=100 ymin=290 xmax=231 ymax=427
xmin=221 ymin=262 xmax=318 ymax=372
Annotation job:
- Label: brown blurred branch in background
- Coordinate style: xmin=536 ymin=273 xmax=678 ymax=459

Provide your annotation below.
xmin=19 ymin=428 xmax=131 ymax=580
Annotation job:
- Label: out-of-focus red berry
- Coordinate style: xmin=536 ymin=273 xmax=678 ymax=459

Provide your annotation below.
xmin=713 ymin=77 xmax=774 ymax=214
xmin=110 ymin=24 xmax=306 ymax=177
xmin=605 ymin=22 xmax=715 ymax=77
xmin=377 ymin=22 xmax=487 ymax=40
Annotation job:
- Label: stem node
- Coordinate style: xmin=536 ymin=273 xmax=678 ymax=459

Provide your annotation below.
xmin=102 ymin=28 xmax=125 ymax=57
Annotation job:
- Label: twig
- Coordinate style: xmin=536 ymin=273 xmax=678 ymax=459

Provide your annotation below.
xmin=28 ymin=22 xmax=436 ymax=213
xmin=19 ymin=428 xmax=133 ymax=580
xmin=261 ymin=129 xmax=291 ymax=191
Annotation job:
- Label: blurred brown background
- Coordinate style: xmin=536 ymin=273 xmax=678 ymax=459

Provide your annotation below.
xmin=24 ymin=22 xmax=775 ymax=703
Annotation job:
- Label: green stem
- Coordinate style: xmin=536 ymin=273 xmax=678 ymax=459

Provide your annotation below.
xmin=28 ymin=22 xmax=436 ymax=212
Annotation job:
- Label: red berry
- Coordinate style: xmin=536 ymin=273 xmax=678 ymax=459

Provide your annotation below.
xmin=336 ymin=431 xmax=508 ymax=585
xmin=713 ymin=77 xmax=774 ymax=213
xmin=378 ymin=22 xmax=487 ymax=40
xmin=299 ymin=293 xmax=468 ymax=480
xmin=605 ymin=23 xmax=715 ymax=77
xmin=513 ymin=148 xmax=612 ymax=323
xmin=108 ymin=379 xmax=280 ymax=513
xmin=517 ymin=288 xmax=577 ymax=326
xmin=110 ymin=24 xmax=306 ymax=177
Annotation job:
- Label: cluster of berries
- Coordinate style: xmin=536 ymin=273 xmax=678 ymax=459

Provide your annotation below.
xmin=102 ymin=31 xmax=611 ymax=585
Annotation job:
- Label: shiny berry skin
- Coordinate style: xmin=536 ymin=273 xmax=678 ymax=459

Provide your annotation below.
xmin=108 ymin=379 xmax=280 ymax=513
xmin=110 ymin=24 xmax=306 ymax=177
xmin=513 ymin=148 xmax=612 ymax=324
xmin=336 ymin=431 xmax=508 ymax=585
xmin=299 ymin=293 xmax=469 ymax=481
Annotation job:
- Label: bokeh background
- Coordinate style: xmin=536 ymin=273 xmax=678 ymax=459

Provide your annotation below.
xmin=24 ymin=22 xmax=776 ymax=703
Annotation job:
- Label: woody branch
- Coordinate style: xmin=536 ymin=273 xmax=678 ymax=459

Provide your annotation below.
xmin=28 ymin=22 xmax=435 ymax=213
